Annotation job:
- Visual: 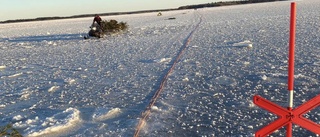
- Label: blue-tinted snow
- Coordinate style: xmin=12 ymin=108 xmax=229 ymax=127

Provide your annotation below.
xmin=0 ymin=0 xmax=319 ymax=136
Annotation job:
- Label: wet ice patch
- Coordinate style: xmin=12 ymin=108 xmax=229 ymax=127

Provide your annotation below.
xmin=14 ymin=108 xmax=82 ymax=137
xmin=92 ymin=108 xmax=122 ymax=122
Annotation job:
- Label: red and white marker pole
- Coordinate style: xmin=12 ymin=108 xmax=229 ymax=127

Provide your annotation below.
xmin=287 ymin=2 xmax=296 ymax=136
xmin=254 ymin=3 xmax=320 ymax=137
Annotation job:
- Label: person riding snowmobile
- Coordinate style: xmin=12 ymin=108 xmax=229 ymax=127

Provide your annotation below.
xmin=87 ymin=14 xmax=104 ymax=38
xmin=92 ymin=14 xmax=102 ymax=26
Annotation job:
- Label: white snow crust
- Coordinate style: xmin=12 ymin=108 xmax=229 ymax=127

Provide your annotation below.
xmin=0 ymin=0 xmax=320 ymax=136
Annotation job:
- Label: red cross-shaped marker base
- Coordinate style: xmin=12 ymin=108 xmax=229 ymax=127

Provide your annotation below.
xmin=254 ymin=94 xmax=320 ymax=137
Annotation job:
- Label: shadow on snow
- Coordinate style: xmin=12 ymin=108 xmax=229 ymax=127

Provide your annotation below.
xmin=6 ymin=33 xmax=86 ymax=43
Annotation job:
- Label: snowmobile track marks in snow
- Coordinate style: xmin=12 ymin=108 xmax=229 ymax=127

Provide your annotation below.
xmin=134 ymin=11 xmax=203 ymax=137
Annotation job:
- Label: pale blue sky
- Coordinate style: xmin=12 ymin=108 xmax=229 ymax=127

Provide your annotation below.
xmin=0 ymin=0 xmax=231 ymax=21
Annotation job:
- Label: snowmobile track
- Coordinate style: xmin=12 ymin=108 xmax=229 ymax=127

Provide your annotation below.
xmin=134 ymin=11 xmax=203 ymax=137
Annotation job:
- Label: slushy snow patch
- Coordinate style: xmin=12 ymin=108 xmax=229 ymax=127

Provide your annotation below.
xmin=154 ymin=58 xmax=172 ymax=63
xmin=0 ymin=0 xmax=319 ymax=136
xmin=26 ymin=108 xmax=81 ymax=137
xmin=48 ymin=86 xmax=60 ymax=93
xmin=93 ymin=108 xmax=122 ymax=122
xmin=13 ymin=115 xmax=24 ymax=121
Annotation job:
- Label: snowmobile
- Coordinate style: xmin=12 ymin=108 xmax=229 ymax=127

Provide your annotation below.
xmin=84 ymin=23 xmax=104 ymax=39
xmin=84 ymin=20 xmax=128 ymax=39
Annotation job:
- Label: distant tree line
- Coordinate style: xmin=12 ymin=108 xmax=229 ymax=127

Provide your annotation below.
xmin=178 ymin=0 xmax=287 ymax=9
xmin=1 ymin=17 xmax=66 ymax=24
xmin=0 ymin=9 xmax=176 ymax=24
xmin=1 ymin=0 xmax=287 ymax=24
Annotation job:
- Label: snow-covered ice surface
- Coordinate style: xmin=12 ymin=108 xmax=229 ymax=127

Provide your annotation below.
xmin=1 ymin=0 xmax=320 ymax=136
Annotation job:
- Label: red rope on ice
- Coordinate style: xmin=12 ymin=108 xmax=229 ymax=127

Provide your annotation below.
xmin=134 ymin=12 xmax=203 ymax=137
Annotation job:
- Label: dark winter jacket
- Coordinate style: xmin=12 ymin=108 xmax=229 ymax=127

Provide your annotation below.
xmin=93 ymin=16 xmax=102 ymax=26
